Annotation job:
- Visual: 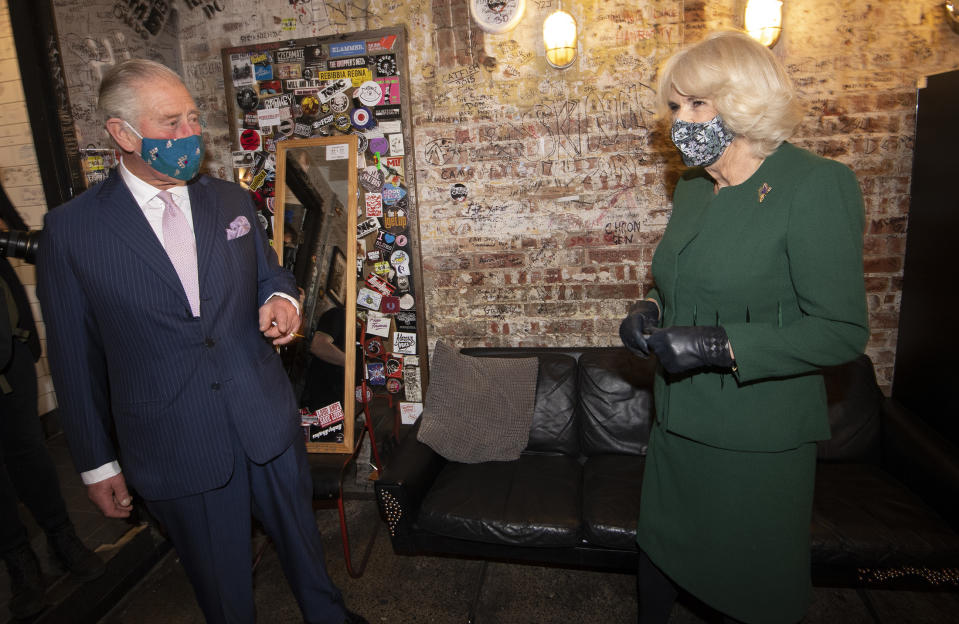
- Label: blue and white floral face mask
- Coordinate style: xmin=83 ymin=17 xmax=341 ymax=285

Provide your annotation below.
xmin=124 ymin=121 xmax=205 ymax=181
xmin=670 ymin=114 xmax=735 ymax=167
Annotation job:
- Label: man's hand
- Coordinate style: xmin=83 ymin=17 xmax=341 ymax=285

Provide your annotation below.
xmin=87 ymin=473 xmax=133 ymax=518
xmin=259 ymin=295 xmax=301 ymax=346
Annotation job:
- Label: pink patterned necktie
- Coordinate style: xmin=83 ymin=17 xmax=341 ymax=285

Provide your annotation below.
xmin=157 ymin=190 xmax=200 ymax=317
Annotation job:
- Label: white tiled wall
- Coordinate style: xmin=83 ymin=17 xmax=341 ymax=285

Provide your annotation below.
xmin=0 ymin=0 xmax=56 ymax=417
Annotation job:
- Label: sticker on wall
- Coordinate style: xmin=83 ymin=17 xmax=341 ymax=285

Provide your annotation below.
xmin=374 ymin=76 xmax=400 ymax=105
xmin=329 ymin=40 xmax=367 ymax=58
xmin=352 ymin=107 xmax=375 ymax=129
xmin=382 ymin=183 xmax=406 ymax=205
xmin=451 ymin=183 xmax=468 ymax=202
xmin=251 ymin=52 xmax=273 ymax=81
xmin=367 ymin=362 xmax=386 ymax=385
xmin=387 ymin=133 xmax=405 ymax=156
xmin=375 ymin=54 xmax=397 ymax=77
xmin=396 ymin=310 xmax=416 ymax=332
xmin=390 ymin=249 xmax=411 ymax=276
xmin=368 ymin=137 xmax=389 ymax=157
xmin=470 ymin=0 xmax=526 ymax=34
xmin=304 ymin=44 xmax=326 ymax=65
xmin=366 ymin=311 xmax=392 ymax=337
xmin=355 ymin=80 xmax=383 ymax=108
xmin=239 ymin=128 xmax=262 ymax=151
xmin=373 ymin=105 xmax=401 ymax=121
xmin=384 ymin=205 xmax=408 ymax=233
xmin=367 ymin=35 xmax=397 ymax=53
xmin=399 ymin=401 xmax=423 ymax=424
xmin=329 ymin=56 xmax=367 ymax=70
xmin=236 ymin=87 xmax=258 ymax=111
xmin=230 ymin=54 xmax=255 ymax=86
xmin=359 ymin=166 xmax=385 ymax=192
xmin=357 ymin=287 xmax=383 ymax=311
xmin=392 ymin=331 xmax=418 ymax=355
xmin=365 ymin=192 xmax=383 ymax=217
xmin=357 ymin=216 xmax=381 ymax=239
xmin=330 ymin=92 xmax=350 ymax=113
xmin=380 ymin=295 xmax=401 ymax=314
xmin=386 ymin=378 xmax=403 ymax=394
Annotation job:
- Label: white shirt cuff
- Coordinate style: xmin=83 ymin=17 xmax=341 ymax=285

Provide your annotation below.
xmin=80 ymin=461 xmax=121 ymax=485
xmin=268 ymin=291 xmax=300 ymax=315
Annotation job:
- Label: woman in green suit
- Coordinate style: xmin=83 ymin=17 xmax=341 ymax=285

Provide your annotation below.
xmin=620 ymin=31 xmax=869 ymax=624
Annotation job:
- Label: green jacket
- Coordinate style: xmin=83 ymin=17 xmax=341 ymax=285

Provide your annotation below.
xmin=647 ymin=142 xmax=869 ymax=452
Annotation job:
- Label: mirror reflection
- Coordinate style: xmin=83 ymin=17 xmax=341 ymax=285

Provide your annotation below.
xmin=275 ymin=136 xmax=358 ymax=454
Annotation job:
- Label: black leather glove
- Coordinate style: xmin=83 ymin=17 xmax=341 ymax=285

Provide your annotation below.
xmin=619 ymin=300 xmax=661 ymax=357
xmin=646 ymin=326 xmax=735 ymax=374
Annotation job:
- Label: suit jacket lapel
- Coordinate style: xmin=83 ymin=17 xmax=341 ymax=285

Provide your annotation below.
xmin=188 ymin=177 xmax=219 ymax=294
xmin=97 ymin=171 xmax=189 ymax=306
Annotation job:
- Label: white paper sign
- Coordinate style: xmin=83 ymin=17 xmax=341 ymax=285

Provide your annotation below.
xmin=257 ymin=107 xmax=281 ymax=128
xmin=388 ymin=133 xmax=405 ymax=156
xmin=326 ymin=143 xmax=350 ymax=160
xmin=365 ymin=311 xmax=392 ymax=337
xmin=399 ymin=402 xmax=423 ymax=425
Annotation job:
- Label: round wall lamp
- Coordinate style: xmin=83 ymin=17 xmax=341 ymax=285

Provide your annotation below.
xmin=946 ymin=1 xmax=959 ymax=34
xmin=544 ymin=10 xmax=577 ymax=69
xmin=745 ymin=0 xmax=783 ymax=47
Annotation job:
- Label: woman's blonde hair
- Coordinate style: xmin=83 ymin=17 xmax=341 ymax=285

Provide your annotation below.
xmin=656 ymin=30 xmax=803 ymax=158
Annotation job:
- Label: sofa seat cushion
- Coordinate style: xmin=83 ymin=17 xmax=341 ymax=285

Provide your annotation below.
xmin=582 ymin=454 xmax=646 ymax=549
xmin=416 ymin=454 xmax=582 ymax=547
xmin=812 ymin=463 xmax=959 ymax=567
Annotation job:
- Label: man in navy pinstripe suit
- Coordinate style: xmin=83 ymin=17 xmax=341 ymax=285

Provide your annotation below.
xmin=36 ymin=60 xmax=366 ymax=624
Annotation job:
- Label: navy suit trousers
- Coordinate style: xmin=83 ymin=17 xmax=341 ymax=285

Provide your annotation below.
xmin=145 ymin=430 xmax=345 ymax=624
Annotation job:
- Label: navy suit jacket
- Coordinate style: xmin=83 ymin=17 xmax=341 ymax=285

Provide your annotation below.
xmin=36 ymin=170 xmax=300 ymax=500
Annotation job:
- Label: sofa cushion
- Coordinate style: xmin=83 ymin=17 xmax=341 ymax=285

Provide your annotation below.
xmin=582 ymin=454 xmax=646 ymax=549
xmin=817 ymin=354 xmax=882 ymax=463
xmin=416 ymin=342 xmax=538 ymax=463
xmin=811 ymin=463 xmax=959 ymax=567
xmin=416 ymin=454 xmax=582 ymax=547
xmin=579 ymin=349 xmax=655 ymax=456
xmin=526 ymin=353 xmax=580 ymax=455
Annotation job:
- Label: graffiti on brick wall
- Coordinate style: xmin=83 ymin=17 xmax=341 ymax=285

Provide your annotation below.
xmin=112 ymin=0 xmax=174 ymax=38
xmin=181 ymin=0 xmax=227 ymax=19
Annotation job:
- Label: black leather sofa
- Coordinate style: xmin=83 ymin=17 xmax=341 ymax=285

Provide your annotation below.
xmin=375 ymin=347 xmax=959 ymax=589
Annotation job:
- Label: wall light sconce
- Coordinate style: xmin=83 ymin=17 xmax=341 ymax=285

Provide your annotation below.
xmin=745 ymin=0 xmax=783 ymax=47
xmin=946 ymin=1 xmax=959 ymax=34
xmin=544 ymin=10 xmax=577 ymax=69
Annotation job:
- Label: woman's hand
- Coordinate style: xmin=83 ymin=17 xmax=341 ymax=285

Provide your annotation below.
xmin=619 ymin=300 xmax=661 ymax=357
xmin=646 ymin=326 xmax=735 ymax=374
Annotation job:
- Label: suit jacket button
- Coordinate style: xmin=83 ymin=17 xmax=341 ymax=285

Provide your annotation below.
xmin=211 ymin=382 xmax=221 ymax=390
xmin=205 ymin=338 xmax=215 ymax=347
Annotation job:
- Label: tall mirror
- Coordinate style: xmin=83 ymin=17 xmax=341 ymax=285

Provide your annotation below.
xmin=275 ymin=136 xmax=358 ymax=454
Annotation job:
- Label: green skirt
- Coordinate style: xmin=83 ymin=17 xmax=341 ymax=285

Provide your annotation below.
xmin=636 ymin=423 xmax=817 ymax=624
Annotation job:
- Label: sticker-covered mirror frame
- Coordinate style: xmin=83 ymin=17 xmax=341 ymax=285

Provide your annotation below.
xmin=221 ymin=26 xmax=428 ymax=451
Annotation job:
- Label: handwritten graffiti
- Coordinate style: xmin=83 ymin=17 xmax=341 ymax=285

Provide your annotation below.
xmin=424 ymin=82 xmax=656 ymax=168
xmin=182 ymin=0 xmax=226 ymax=20
xmin=64 ymin=32 xmax=133 ymax=82
xmin=113 ymin=1 xmax=173 ymax=38
xmin=604 ymin=221 xmax=641 ymax=245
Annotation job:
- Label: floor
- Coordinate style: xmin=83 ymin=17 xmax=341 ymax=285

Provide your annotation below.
xmin=4 ymin=423 xmax=959 ymax=624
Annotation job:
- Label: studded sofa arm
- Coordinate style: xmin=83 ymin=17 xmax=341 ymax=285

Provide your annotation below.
xmin=375 ymin=420 xmax=448 ymax=553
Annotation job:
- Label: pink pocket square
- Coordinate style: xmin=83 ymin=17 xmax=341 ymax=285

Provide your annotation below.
xmin=226 ymin=216 xmax=251 ymax=240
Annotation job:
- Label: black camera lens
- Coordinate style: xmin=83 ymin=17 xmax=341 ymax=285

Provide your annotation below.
xmin=0 ymin=229 xmax=40 ymax=264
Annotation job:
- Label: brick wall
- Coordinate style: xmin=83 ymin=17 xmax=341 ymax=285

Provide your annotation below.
xmin=51 ymin=0 xmax=959 ymax=394
xmin=0 ymin=0 xmax=56 ymax=417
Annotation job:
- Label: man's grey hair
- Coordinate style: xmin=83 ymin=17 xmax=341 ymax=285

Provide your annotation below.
xmin=97 ymin=59 xmax=185 ymax=125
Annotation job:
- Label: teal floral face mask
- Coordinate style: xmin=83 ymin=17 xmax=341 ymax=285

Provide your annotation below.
xmin=670 ymin=114 xmax=735 ymax=167
xmin=124 ymin=121 xmax=205 ymax=181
